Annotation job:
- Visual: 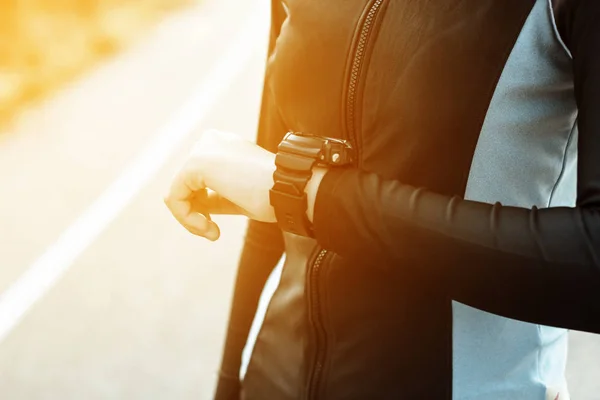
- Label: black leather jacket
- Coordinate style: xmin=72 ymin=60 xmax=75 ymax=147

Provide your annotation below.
xmin=216 ymin=0 xmax=600 ymax=398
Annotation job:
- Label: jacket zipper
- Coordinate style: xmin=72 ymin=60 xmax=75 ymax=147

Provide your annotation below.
xmin=306 ymin=2 xmax=387 ymax=398
xmin=345 ymin=0 xmax=387 ymax=164
xmin=307 ymin=248 xmax=328 ymax=399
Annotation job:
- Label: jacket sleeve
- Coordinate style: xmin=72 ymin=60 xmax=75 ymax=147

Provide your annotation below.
xmin=312 ymin=0 xmax=600 ymax=334
xmin=214 ymin=2 xmax=288 ymax=399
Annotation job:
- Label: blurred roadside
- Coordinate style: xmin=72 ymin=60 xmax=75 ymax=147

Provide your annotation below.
xmin=0 ymin=0 xmax=194 ymax=127
xmin=0 ymin=0 xmax=268 ymax=397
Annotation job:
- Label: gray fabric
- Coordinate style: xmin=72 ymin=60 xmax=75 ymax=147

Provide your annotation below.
xmin=453 ymin=0 xmax=577 ymax=398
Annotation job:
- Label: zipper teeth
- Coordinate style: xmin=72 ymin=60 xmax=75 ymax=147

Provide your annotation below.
xmin=308 ymin=4 xmax=387 ymax=397
xmin=346 ymin=0 xmax=385 ymax=150
xmin=308 ymin=249 xmax=328 ymax=399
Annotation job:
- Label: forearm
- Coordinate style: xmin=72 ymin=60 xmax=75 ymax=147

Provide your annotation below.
xmin=311 ymin=168 xmax=600 ymax=332
xmin=305 ymin=166 xmax=327 ymax=223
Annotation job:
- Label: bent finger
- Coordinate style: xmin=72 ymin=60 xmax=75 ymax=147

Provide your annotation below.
xmin=167 ymin=167 xmax=203 ymax=204
xmin=164 ymin=167 xmax=204 ymax=225
xmin=190 ymin=190 xmax=246 ymax=216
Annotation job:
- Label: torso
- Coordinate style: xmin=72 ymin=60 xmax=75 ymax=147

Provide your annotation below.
xmin=242 ymin=1 xmax=577 ymax=398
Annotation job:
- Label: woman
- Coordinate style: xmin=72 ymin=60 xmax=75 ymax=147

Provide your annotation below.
xmin=164 ymin=0 xmax=600 ymax=398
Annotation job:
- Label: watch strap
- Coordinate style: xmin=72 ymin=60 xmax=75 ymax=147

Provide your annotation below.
xmin=269 ymin=135 xmax=321 ymax=237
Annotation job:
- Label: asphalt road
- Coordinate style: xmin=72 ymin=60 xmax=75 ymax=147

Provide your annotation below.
xmin=0 ymin=0 xmax=598 ymax=399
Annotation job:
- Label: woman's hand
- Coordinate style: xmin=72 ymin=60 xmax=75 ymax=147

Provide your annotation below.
xmin=163 ymin=129 xmax=277 ymax=241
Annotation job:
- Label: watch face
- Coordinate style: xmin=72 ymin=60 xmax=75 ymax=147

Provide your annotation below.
xmin=289 ymin=131 xmax=313 ymax=139
xmin=290 ymin=132 xmax=352 ymax=147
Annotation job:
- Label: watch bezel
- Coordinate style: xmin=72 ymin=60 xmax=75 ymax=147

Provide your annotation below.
xmin=286 ymin=132 xmax=354 ymax=166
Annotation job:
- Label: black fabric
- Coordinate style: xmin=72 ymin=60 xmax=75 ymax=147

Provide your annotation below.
xmin=313 ymin=0 xmax=600 ymax=333
xmin=552 ymin=0 xmax=581 ymax=49
xmin=357 ymin=0 xmax=534 ymax=198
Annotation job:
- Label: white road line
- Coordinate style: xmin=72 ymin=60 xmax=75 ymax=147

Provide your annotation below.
xmin=0 ymin=5 xmax=268 ymax=343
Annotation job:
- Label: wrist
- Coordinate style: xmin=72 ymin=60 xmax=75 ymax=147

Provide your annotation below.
xmin=269 ymin=132 xmax=353 ymax=236
xmin=305 ymin=166 xmax=328 ymax=223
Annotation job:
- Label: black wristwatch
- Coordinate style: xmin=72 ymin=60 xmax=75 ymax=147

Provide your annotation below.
xmin=269 ymin=132 xmax=354 ymax=237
